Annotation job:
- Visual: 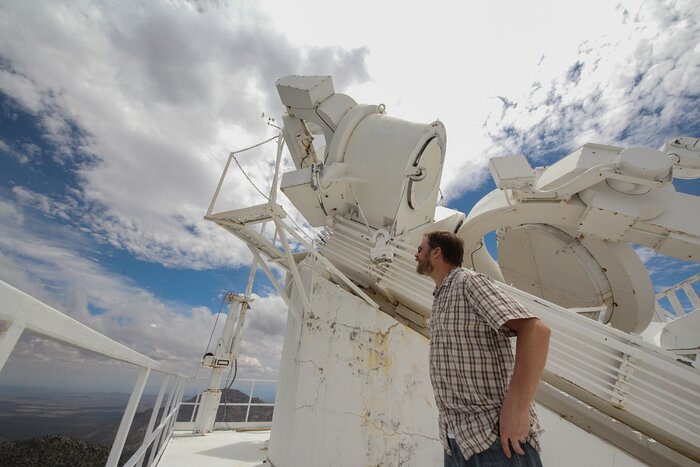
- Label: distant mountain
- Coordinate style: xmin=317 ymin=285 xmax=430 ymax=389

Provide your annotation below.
xmin=80 ymin=405 xmax=162 ymax=462
xmin=177 ymin=387 xmax=274 ymax=424
xmin=0 ymin=387 xmax=273 ymax=466
xmin=0 ymin=434 xmax=123 ymax=467
xmin=0 ymin=387 xmax=157 ymax=442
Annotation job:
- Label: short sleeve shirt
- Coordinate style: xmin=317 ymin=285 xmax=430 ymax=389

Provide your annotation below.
xmin=429 ymin=267 xmax=543 ymax=458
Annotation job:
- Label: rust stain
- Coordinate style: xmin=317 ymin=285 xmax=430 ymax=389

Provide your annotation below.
xmin=366 ymin=326 xmax=394 ymax=375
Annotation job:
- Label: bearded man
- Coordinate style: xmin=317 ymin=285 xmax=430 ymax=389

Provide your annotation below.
xmin=416 ymin=231 xmax=550 ymax=467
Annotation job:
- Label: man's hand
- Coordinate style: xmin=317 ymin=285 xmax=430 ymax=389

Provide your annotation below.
xmin=499 ymin=399 xmax=530 ymax=458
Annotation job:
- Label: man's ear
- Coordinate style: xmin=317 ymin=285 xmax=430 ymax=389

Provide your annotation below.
xmin=431 ymin=246 xmax=441 ymax=259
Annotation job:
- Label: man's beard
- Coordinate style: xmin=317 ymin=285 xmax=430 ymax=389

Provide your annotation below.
xmin=416 ymin=258 xmax=433 ymax=275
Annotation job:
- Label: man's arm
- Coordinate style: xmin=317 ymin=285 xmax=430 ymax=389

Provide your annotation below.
xmin=499 ymin=317 xmax=550 ymax=458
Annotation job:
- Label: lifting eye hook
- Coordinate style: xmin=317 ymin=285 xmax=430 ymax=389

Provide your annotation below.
xmin=407 ymin=167 xmax=427 ymax=181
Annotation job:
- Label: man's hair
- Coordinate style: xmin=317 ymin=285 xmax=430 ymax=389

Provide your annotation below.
xmin=425 ymin=231 xmax=464 ymax=266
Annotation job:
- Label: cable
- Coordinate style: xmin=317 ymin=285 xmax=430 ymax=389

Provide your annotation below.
xmin=438 ymin=188 xmax=445 ymax=207
xmin=231 ymin=135 xmax=280 ymax=155
xmin=233 ymin=157 xmax=322 ymax=241
xmin=192 ymin=293 xmax=228 ymax=382
xmin=227 ymin=133 xmax=281 ymax=201
xmin=227 ymin=359 xmax=239 ymax=389
xmin=390 ymin=174 xmax=413 ymax=234
xmin=349 ymin=184 xmax=372 ymax=235
xmin=230 ymin=140 xmax=320 ymax=244
xmin=205 ymin=294 xmax=227 ymax=355
xmin=285 ymin=215 xmax=321 ymax=245
xmin=219 ymin=362 xmax=235 ymax=430
xmin=221 ymin=359 xmax=238 ymax=430
xmin=470 ymin=241 xmax=484 ymax=273
xmin=232 ymin=154 xmax=271 ymax=201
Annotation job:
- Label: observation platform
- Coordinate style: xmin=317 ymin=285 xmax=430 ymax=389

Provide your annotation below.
xmin=159 ymin=430 xmax=270 ymax=467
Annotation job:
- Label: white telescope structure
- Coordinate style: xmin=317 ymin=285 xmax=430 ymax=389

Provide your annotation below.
xmin=277 ymin=75 xmax=447 ymax=239
xmin=463 ymin=141 xmax=700 ymax=334
xmin=205 ymin=76 xmax=700 ymax=466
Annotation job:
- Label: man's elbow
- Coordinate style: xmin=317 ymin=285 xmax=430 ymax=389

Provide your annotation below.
xmin=535 ymin=319 xmax=551 ymax=343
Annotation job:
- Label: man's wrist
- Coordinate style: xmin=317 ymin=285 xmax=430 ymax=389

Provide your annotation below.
xmin=502 ymin=393 xmax=531 ymax=413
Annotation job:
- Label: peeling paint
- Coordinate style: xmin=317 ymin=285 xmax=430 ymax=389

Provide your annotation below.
xmin=269 ymin=270 xmax=442 ymax=466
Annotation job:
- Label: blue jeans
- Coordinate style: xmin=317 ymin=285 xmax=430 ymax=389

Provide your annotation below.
xmin=444 ymin=437 xmax=543 ymax=467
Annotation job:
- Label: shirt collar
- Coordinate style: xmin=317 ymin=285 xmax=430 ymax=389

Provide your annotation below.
xmin=432 ymin=266 xmax=460 ymax=297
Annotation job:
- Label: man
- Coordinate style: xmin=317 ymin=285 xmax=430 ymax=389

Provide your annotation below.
xmin=416 ymin=231 xmax=550 ymax=467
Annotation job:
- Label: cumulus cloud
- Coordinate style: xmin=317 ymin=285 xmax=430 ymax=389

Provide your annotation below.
xmin=0 ymin=0 xmax=370 ymax=270
xmin=12 ymin=186 xmax=76 ymax=221
xmin=0 ymin=0 xmax=369 ymax=391
xmin=0 ymin=200 xmax=23 ymax=224
xmin=308 ymin=0 xmax=698 ymax=199
xmin=630 ymin=243 xmax=700 ymax=294
xmin=2 ymin=0 xmax=698 ymax=393
xmin=237 ymin=293 xmax=288 ymax=373
xmin=0 ymin=199 xmax=290 ymax=387
xmin=473 ymin=0 xmax=700 ymax=194
xmin=0 ymin=138 xmax=39 ymax=164
xmin=634 ymin=245 xmax=661 ymax=265
xmin=198 ymin=291 xmax=288 ymax=380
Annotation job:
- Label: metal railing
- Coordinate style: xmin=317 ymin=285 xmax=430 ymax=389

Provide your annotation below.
xmin=653 ymin=273 xmax=700 ymax=321
xmin=501 ymin=282 xmax=700 ymax=463
xmin=0 ymin=280 xmax=189 ymax=467
xmin=174 ymin=376 xmax=277 ymax=431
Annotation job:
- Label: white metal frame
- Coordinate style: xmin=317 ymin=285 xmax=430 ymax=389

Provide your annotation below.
xmin=501 ymin=282 xmax=700 ymax=463
xmin=175 ymin=377 xmax=277 ymax=431
xmin=0 ymin=280 xmax=188 ymax=467
xmin=654 ymin=273 xmax=700 ymax=321
xmin=204 ymin=134 xmax=378 ymax=324
xmin=536 ymin=382 xmax=699 ymax=467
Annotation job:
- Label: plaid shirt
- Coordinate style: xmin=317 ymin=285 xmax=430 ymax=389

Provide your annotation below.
xmin=429 ymin=267 xmax=542 ymax=458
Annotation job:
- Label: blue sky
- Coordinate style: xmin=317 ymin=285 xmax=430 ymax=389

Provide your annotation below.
xmin=1 ymin=0 xmax=699 ymax=391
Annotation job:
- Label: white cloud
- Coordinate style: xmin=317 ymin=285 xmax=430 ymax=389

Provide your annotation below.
xmin=257 ymin=0 xmax=699 ymax=199
xmin=631 ymin=243 xmax=700 ymax=292
xmin=634 ymin=245 xmax=661 ymax=265
xmin=3 ymin=0 xmax=695 ymax=268
xmin=0 ymin=200 xmax=23 ymax=224
xmin=451 ymin=0 xmax=700 ymax=196
xmin=237 ymin=293 xmax=288 ymax=375
xmin=0 ymin=199 xmax=290 ymax=388
xmin=12 ymin=186 xmax=76 ymax=221
xmin=1 ymin=0 xmax=699 ymax=392
xmin=0 ymin=138 xmax=28 ymax=163
xmin=0 ymin=0 xmax=369 ymax=270
xmin=236 ymin=355 xmax=263 ymax=369
xmin=0 ymin=68 xmax=43 ymax=114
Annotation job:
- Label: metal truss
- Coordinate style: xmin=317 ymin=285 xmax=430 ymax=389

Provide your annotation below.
xmin=205 ymin=135 xmax=377 ymax=325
